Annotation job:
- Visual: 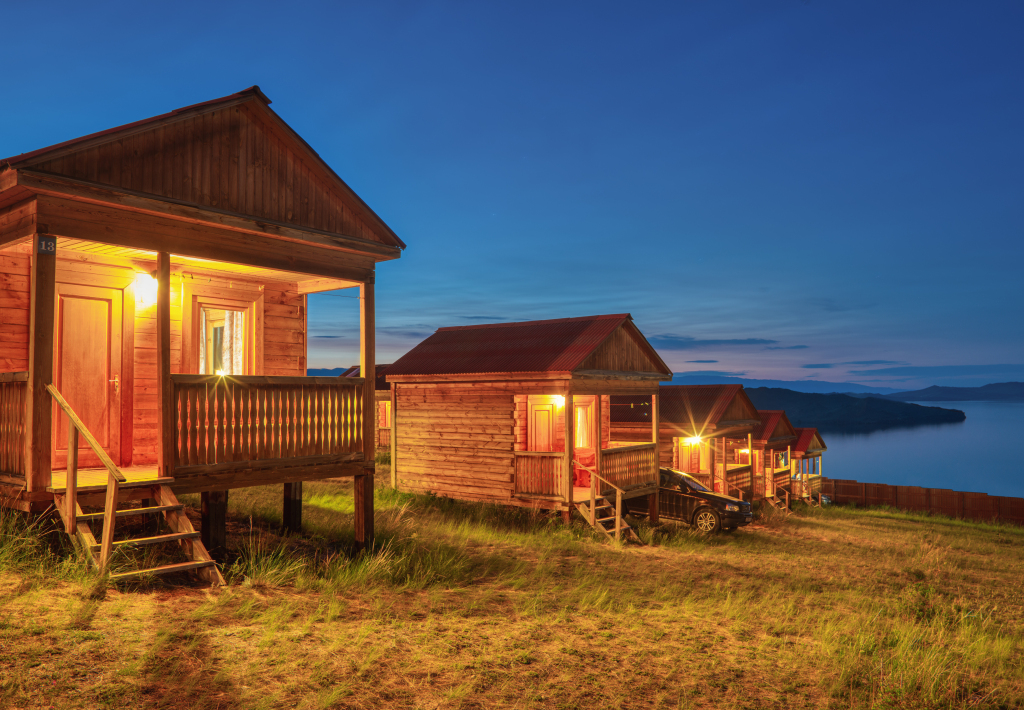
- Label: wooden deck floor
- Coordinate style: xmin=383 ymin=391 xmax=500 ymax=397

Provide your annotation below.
xmin=49 ymin=466 xmax=164 ymax=493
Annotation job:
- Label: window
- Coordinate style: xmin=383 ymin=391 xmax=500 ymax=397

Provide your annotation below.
xmin=574 ymin=403 xmax=592 ymax=449
xmin=199 ymin=308 xmax=246 ymax=375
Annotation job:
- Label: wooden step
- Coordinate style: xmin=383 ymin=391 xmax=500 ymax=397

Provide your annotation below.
xmin=48 ymin=477 xmax=174 ymax=494
xmin=89 ymin=531 xmax=199 ymax=551
xmin=76 ymin=504 xmax=184 ymax=522
xmin=108 ymin=560 xmax=217 ymax=582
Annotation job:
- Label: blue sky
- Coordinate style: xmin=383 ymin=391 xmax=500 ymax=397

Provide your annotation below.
xmin=2 ymin=1 xmax=1021 ymax=390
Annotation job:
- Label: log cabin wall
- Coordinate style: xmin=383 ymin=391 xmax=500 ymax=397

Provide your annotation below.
xmin=0 ymin=248 xmax=307 ymax=467
xmin=394 ymin=382 xmax=516 ymax=503
xmin=0 ymin=252 xmax=29 ymax=372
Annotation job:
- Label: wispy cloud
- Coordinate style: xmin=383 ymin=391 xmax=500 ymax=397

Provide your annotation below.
xmin=802 ymin=363 xmax=833 ymax=369
xmin=847 ymin=364 xmax=1024 ymax=377
xmin=459 ymin=315 xmax=507 ymax=321
xmin=765 ymin=345 xmax=809 ymax=350
xmin=842 ymin=360 xmax=904 ymax=366
xmin=673 ymin=369 xmax=748 ymax=378
xmin=685 ymin=359 xmax=718 ymax=363
xmin=648 ymin=335 xmax=777 ymax=350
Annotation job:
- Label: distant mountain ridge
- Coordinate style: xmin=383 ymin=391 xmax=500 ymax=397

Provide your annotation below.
xmin=672 ymin=374 xmax=901 ymax=395
xmin=744 ymin=387 xmax=966 ymax=434
xmin=884 ymin=382 xmax=1024 ymax=402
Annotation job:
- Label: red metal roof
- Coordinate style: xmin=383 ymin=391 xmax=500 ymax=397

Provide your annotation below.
xmin=753 ymin=410 xmax=798 ymax=444
xmin=793 ymin=428 xmax=827 ymax=455
xmin=611 ymin=384 xmax=747 ymax=436
xmin=340 ymin=364 xmax=392 ymax=390
xmin=385 ymin=314 xmax=665 ymax=378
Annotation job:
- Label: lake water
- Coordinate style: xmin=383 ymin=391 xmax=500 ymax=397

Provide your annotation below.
xmin=823 ymin=401 xmax=1024 ymax=499
xmin=823 ymin=401 xmax=1024 ymax=495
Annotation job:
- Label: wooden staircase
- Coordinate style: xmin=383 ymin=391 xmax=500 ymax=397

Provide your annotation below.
xmin=55 ymin=482 xmax=223 ymax=584
xmin=575 ymin=496 xmax=643 ymax=544
xmin=47 ymin=383 xmax=223 ymax=585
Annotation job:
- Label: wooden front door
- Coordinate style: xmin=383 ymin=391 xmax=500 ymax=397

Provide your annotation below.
xmin=53 ymin=284 xmax=123 ymax=469
xmin=528 ymin=402 xmax=555 ymax=452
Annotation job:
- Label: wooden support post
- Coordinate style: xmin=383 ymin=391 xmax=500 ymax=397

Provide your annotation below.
xmin=283 ymin=481 xmax=302 ymax=533
xmin=65 ymin=427 xmax=78 ymax=534
xmin=390 ymin=386 xmax=397 ymax=489
xmin=354 ymin=471 xmax=374 ymax=552
xmin=26 ymin=232 xmax=56 ymax=493
xmin=564 ymin=392 xmax=574 ymax=513
xmin=594 ymin=392 xmax=602 ymax=520
xmin=359 ymin=282 xmax=375 ymax=465
xmin=99 ymin=472 xmax=119 ymax=573
xmin=201 ymin=490 xmax=229 ymax=561
xmin=747 ymin=433 xmax=754 ymax=499
xmin=156 ymin=252 xmax=174 ymax=478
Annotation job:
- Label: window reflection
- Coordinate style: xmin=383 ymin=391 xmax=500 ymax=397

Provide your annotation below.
xmin=199 ymin=308 xmax=245 ymax=375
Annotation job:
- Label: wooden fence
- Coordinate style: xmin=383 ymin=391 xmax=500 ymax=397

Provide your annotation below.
xmin=171 ymin=375 xmax=364 ymax=468
xmin=822 ymin=477 xmax=1024 ymax=526
xmin=600 ymin=443 xmax=658 ymax=492
xmin=514 ymin=452 xmax=563 ymax=497
xmin=0 ymin=372 xmax=27 ymax=476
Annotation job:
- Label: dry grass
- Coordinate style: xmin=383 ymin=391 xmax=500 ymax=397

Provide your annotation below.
xmin=1 ymin=472 xmax=1023 ymax=709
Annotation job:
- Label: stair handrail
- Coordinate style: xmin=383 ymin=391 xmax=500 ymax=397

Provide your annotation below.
xmin=46 ymin=384 xmax=126 ymax=573
xmin=573 ymin=459 xmax=625 ymax=538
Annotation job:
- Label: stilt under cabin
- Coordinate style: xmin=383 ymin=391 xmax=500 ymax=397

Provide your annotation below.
xmin=0 ymin=87 xmax=405 ymax=580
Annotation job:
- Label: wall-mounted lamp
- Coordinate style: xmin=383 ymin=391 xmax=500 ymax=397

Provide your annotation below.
xmin=135 ymin=272 xmax=157 ymax=306
xmin=554 ymin=395 xmax=565 ymax=407
xmin=685 ymin=436 xmax=702 ymax=445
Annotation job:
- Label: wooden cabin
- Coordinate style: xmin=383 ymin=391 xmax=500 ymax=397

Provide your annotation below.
xmin=340 ymin=364 xmax=392 ymax=450
xmin=384 ymin=315 xmax=673 ymax=534
xmin=790 ymin=427 xmax=827 ymax=502
xmin=751 ymin=410 xmax=799 ymax=503
xmin=0 ymin=87 xmax=403 ymax=580
xmin=610 ymin=384 xmax=761 ymax=498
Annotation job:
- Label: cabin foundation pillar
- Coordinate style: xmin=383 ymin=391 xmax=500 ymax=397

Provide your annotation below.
xmin=648 ymin=493 xmax=659 ymax=524
xmin=283 ymin=482 xmax=302 ymax=533
xmin=354 ymin=471 xmax=374 ymax=552
xmin=201 ymin=490 xmax=229 ymax=561
xmin=26 ymin=232 xmax=56 ymax=494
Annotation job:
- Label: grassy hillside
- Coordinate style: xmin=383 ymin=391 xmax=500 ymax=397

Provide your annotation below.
xmin=2 ymin=474 xmax=1022 ymax=709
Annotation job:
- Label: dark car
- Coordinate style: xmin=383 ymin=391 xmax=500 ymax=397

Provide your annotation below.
xmin=625 ymin=468 xmax=753 ymax=533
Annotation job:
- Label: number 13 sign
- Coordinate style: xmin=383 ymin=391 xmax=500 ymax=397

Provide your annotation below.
xmin=37 ymin=235 xmax=56 ymax=254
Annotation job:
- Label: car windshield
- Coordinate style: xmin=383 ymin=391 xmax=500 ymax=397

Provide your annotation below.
xmin=682 ymin=476 xmax=710 ymax=493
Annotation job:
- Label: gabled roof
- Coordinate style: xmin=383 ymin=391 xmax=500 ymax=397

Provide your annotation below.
xmin=385 ymin=314 xmax=672 ymax=379
xmin=340 ymin=364 xmax=392 ymax=391
xmin=1 ymin=86 xmax=404 ymax=250
xmin=793 ymin=428 xmax=827 ymax=456
xmin=753 ymin=410 xmax=798 ymax=445
xmin=611 ymin=384 xmax=760 ymax=437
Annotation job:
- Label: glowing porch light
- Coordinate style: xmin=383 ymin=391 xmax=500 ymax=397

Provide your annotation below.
xmin=215 ymin=369 xmax=225 ymax=377
xmin=135 ymin=272 xmax=157 ymax=306
xmin=554 ymin=395 xmax=565 ymax=407
xmin=685 ymin=436 xmax=702 ymax=445
xmin=738 ymin=448 xmax=750 ymax=454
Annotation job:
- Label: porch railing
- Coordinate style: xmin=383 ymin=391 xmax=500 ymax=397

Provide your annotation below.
xmin=514 ymin=451 xmax=564 ymax=498
xmin=171 ymin=375 xmax=364 ymax=469
xmin=0 ymin=372 xmax=28 ymax=477
xmin=599 ymin=443 xmax=658 ymax=492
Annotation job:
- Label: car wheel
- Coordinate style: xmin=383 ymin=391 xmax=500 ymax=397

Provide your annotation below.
xmin=693 ymin=508 xmax=721 ymax=534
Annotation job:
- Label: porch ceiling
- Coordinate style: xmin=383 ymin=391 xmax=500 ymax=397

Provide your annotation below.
xmin=5 ymin=237 xmax=359 ymax=292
